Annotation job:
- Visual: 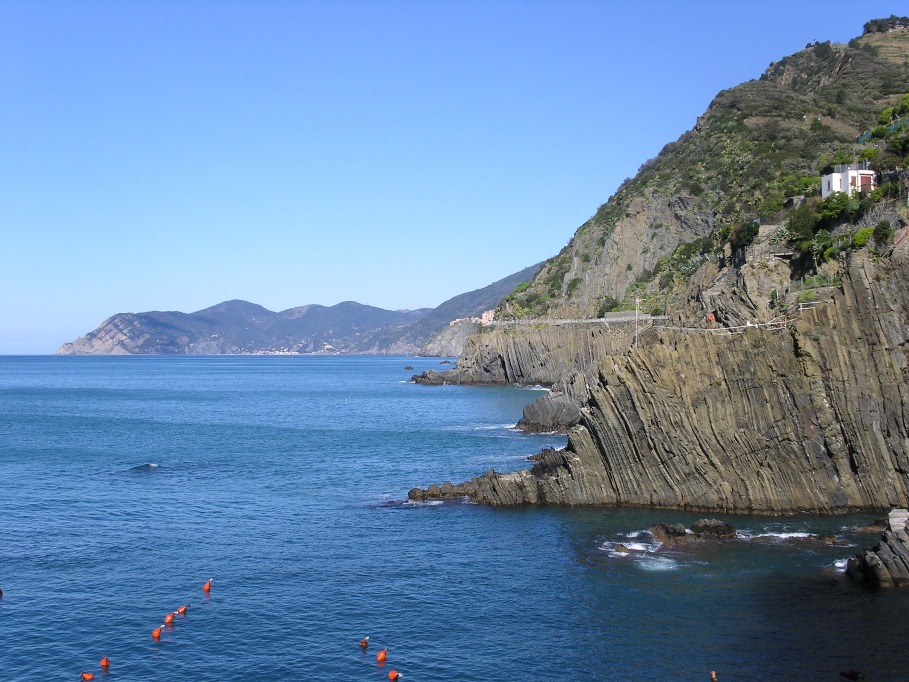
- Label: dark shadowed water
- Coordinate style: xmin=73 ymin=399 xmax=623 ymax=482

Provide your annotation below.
xmin=1 ymin=355 xmax=907 ymax=681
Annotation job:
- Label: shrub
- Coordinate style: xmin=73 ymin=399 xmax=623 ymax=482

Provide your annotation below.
xmin=873 ymin=220 xmax=895 ymax=247
xmin=853 ymin=227 xmax=874 ymax=247
xmin=788 ymin=204 xmax=818 ymax=241
xmin=730 ymin=220 xmax=760 ymax=249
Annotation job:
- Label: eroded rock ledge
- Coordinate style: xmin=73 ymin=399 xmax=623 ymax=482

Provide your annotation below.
xmin=410 ymin=250 xmax=909 ymax=514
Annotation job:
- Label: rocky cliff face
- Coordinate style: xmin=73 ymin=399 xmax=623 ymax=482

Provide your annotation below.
xmin=419 ymin=319 xmax=478 ymax=357
xmin=413 ymin=321 xmax=636 ymax=430
xmin=847 ymin=509 xmax=909 ymax=588
xmin=411 ymin=243 xmax=909 ymax=514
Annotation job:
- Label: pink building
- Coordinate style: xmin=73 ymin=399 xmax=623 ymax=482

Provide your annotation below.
xmin=481 ymin=310 xmax=495 ymax=324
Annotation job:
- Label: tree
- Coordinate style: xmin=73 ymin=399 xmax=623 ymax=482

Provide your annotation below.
xmin=873 ymin=220 xmax=895 ymax=249
xmin=788 ymin=203 xmax=817 ymax=242
xmin=811 ymin=230 xmax=832 ymax=269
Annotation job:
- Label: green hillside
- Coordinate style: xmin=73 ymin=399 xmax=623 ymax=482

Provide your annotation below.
xmin=500 ymin=19 xmax=909 ymax=321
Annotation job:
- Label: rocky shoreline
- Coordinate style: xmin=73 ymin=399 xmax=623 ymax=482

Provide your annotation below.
xmin=410 ymin=247 xmax=909 ymax=515
xmin=847 ymin=509 xmax=909 ymax=588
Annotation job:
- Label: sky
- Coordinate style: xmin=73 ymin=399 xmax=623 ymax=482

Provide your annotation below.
xmin=1 ymin=0 xmax=906 ymax=354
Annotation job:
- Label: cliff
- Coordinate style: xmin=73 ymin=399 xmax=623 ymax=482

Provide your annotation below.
xmin=410 ymin=240 xmax=909 ymax=513
xmin=496 ymin=26 xmax=909 ymax=323
xmin=847 ymin=509 xmax=909 ymax=588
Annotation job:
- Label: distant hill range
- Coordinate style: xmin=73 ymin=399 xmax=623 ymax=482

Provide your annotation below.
xmin=56 ymin=264 xmax=541 ymax=356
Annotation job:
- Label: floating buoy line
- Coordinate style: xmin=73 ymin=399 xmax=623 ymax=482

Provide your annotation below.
xmin=78 ymin=578 xmax=213 ymax=678
xmin=356 ymin=638 xmax=405 ymax=679
xmin=79 ymin=579 xmax=413 ymax=679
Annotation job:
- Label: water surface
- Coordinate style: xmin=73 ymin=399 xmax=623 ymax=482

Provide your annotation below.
xmin=1 ymin=356 xmax=906 ymax=681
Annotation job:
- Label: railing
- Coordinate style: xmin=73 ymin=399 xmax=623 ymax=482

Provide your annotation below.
xmin=484 ymin=314 xmax=667 ymax=326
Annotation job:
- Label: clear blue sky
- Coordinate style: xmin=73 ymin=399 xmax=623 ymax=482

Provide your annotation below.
xmin=1 ymin=1 xmax=904 ymax=354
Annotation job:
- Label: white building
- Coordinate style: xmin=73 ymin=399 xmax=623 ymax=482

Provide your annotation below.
xmin=821 ymin=162 xmax=876 ymax=198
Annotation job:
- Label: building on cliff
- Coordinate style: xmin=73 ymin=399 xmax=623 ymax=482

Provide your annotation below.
xmin=821 ymin=161 xmax=876 ymax=198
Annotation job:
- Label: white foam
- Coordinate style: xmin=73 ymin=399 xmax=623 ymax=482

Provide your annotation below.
xmin=638 ymin=555 xmax=679 ymax=571
xmin=599 ymin=540 xmax=662 ymax=556
xmin=739 ymin=530 xmax=812 ymax=541
xmin=833 ymin=559 xmax=848 ymax=572
xmin=626 ymin=542 xmax=660 ymax=552
xmin=402 ymin=499 xmax=443 ymax=507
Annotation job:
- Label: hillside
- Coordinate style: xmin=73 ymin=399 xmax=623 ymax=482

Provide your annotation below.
xmin=411 ymin=20 xmax=909 ymax=514
xmin=56 ymin=264 xmax=540 ymax=355
xmin=499 ymin=21 xmax=909 ymax=322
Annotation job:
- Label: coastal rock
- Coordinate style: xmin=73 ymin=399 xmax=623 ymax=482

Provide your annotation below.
xmin=649 ymin=523 xmax=687 ymax=543
xmin=645 ymin=519 xmax=736 ymax=546
xmin=516 ymin=392 xmax=581 ymax=432
xmin=412 ymin=323 xmax=634 ymax=429
xmin=847 ymin=509 xmax=909 ymax=588
xmin=691 ymin=519 xmax=737 ymax=539
xmin=412 ymin=249 xmax=909 ymax=513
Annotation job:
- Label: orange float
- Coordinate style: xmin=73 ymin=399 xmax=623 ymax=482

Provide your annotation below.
xmin=202 ymin=578 xmax=212 ymax=593
xmin=80 ymin=673 xmax=95 ymax=681
xmin=177 ymin=605 xmax=189 ymax=616
xmin=376 ymin=648 xmax=387 ymax=663
xmin=388 ymin=671 xmax=400 ymax=681
xmin=359 ymin=636 xmax=369 ymax=648
xmin=164 ymin=612 xmax=175 ymax=625
xmin=99 ymin=656 xmax=110 ymax=670
xmin=152 ymin=626 xmax=163 ymax=640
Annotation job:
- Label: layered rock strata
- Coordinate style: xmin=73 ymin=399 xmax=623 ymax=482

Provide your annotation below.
xmin=413 ymin=322 xmax=635 ymax=431
xmin=410 ymin=248 xmax=909 ymax=514
xmin=847 ymin=509 xmax=909 ymax=588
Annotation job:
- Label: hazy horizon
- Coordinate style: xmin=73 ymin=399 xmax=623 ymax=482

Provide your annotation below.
xmin=2 ymin=0 xmax=905 ymax=354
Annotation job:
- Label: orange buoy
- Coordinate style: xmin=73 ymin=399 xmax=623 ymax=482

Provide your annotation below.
xmin=359 ymin=636 xmax=369 ymax=648
xmin=202 ymin=578 xmax=212 ymax=592
xmin=376 ymin=648 xmax=387 ymax=663
xmin=152 ymin=626 xmax=162 ymax=640
xmin=177 ymin=605 xmax=189 ymax=616
xmin=99 ymin=656 xmax=110 ymax=670
xmin=164 ymin=612 xmax=175 ymax=624
xmin=81 ymin=673 xmax=95 ymax=681
xmin=388 ymin=670 xmax=400 ymax=681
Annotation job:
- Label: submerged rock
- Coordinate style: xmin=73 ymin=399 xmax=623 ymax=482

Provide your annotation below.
xmin=691 ymin=519 xmax=737 ymax=539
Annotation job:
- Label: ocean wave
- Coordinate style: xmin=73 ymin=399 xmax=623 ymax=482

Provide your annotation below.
xmin=599 ymin=540 xmax=662 ymax=557
xmin=739 ymin=530 xmax=813 ymax=541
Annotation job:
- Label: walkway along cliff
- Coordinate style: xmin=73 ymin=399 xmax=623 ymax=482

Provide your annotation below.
xmin=410 ymin=244 xmax=909 ymax=514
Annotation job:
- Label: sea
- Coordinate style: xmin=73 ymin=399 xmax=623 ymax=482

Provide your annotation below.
xmin=1 ymin=355 xmax=908 ymax=682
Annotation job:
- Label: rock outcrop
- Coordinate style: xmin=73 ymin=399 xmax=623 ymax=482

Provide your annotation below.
xmin=412 ymin=322 xmax=636 ymax=430
xmin=411 ymin=246 xmax=909 ymax=514
xmin=847 ymin=509 xmax=909 ymax=588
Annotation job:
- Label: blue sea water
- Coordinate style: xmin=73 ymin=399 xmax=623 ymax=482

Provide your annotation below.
xmin=1 ymin=355 xmax=908 ymax=682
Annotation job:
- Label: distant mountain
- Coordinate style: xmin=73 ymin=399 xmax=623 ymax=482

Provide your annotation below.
xmin=56 ymin=264 xmax=541 ymax=355
xmin=341 ymin=263 xmax=543 ymax=354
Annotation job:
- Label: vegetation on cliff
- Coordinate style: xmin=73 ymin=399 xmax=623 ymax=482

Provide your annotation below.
xmin=499 ymin=24 xmax=909 ymax=322
xmin=415 ymin=21 xmax=909 ymax=514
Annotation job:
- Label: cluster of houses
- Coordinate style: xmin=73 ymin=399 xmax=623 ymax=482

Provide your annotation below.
xmin=449 ymin=310 xmax=496 ymax=327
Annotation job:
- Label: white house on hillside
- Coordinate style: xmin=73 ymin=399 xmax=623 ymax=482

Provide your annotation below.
xmin=821 ymin=161 xmax=876 ymax=198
